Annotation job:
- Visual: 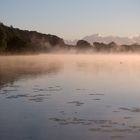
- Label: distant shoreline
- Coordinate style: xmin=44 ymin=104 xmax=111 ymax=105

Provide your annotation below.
xmin=1 ymin=23 xmax=140 ymax=54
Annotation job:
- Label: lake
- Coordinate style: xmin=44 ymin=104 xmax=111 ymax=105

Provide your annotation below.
xmin=0 ymin=54 xmax=140 ymax=140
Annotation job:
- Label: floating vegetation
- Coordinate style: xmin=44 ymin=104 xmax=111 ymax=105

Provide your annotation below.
xmin=6 ymin=92 xmax=51 ymax=101
xmin=67 ymin=101 xmax=84 ymax=106
xmin=2 ymin=89 xmax=18 ymax=93
xmin=50 ymin=116 xmax=140 ymax=135
xmin=28 ymin=93 xmax=50 ymax=102
xmin=89 ymin=128 xmax=133 ymax=133
xmin=100 ymin=125 xmax=112 ymax=128
xmin=50 ymin=117 xmax=117 ymax=126
xmin=119 ymin=107 xmax=140 ymax=113
xmin=88 ymin=120 xmax=112 ymax=124
xmin=49 ymin=117 xmax=86 ymax=125
xmin=113 ymin=110 xmax=120 ymax=113
xmin=33 ymin=86 xmax=62 ymax=92
xmin=123 ymin=117 xmax=132 ymax=119
xmin=6 ymin=94 xmax=28 ymax=99
xmin=33 ymin=88 xmax=48 ymax=92
xmin=29 ymin=97 xmax=48 ymax=102
xmin=92 ymin=98 xmax=101 ymax=101
xmin=29 ymin=93 xmax=51 ymax=98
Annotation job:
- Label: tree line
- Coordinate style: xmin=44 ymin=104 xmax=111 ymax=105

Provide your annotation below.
xmin=0 ymin=23 xmax=140 ymax=54
xmin=0 ymin=23 xmax=64 ymax=53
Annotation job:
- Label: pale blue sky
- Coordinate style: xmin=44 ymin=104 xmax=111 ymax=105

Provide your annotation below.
xmin=0 ymin=0 xmax=140 ymax=39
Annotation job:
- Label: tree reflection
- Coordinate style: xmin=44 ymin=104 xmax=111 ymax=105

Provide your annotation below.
xmin=0 ymin=55 xmax=63 ymax=89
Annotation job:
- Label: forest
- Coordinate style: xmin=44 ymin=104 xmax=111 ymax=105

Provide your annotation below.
xmin=0 ymin=23 xmax=140 ymax=54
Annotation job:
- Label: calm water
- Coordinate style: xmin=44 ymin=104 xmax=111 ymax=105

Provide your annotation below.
xmin=1 ymin=54 xmax=140 ymax=140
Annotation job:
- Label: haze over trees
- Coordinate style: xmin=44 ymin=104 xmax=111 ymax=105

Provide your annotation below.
xmin=0 ymin=23 xmax=140 ymax=54
xmin=0 ymin=23 xmax=65 ymax=53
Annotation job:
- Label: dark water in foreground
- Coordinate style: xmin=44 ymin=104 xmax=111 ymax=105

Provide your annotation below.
xmin=1 ymin=54 xmax=140 ymax=140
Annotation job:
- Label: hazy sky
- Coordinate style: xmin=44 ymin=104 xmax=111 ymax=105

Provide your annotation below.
xmin=0 ymin=0 xmax=140 ymax=40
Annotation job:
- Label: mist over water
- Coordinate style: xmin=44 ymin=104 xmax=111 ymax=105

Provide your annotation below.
xmin=1 ymin=54 xmax=140 ymax=140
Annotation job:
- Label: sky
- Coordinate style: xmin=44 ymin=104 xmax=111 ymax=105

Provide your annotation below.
xmin=0 ymin=0 xmax=140 ymax=40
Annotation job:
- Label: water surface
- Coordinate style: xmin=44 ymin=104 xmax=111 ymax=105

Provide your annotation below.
xmin=0 ymin=54 xmax=140 ymax=140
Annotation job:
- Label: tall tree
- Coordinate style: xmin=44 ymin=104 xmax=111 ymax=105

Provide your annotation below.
xmin=0 ymin=24 xmax=7 ymax=52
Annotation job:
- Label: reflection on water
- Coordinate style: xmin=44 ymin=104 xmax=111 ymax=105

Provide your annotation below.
xmin=1 ymin=54 xmax=140 ymax=140
xmin=0 ymin=55 xmax=62 ymax=88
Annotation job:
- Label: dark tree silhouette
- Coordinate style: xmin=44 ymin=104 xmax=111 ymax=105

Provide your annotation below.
xmin=0 ymin=23 xmax=7 ymax=52
xmin=77 ymin=40 xmax=91 ymax=48
xmin=0 ymin=23 xmax=140 ymax=53
xmin=0 ymin=23 xmax=65 ymax=53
